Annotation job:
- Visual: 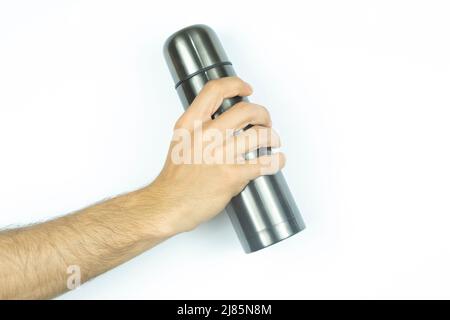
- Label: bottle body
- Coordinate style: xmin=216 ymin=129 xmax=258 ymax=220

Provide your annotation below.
xmin=175 ymin=63 xmax=305 ymax=253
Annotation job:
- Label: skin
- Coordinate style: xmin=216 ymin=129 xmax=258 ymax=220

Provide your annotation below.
xmin=0 ymin=77 xmax=285 ymax=299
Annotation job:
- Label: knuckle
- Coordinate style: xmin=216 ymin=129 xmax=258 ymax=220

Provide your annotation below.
xmin=204 ymin=79 xmax=221 ymax=92
xmin=235 ymin=101 xmax=252 ymax=115
xmin=237 ymin=103 xmax=270 ymax=123
xmin=174 ymin=117 xmax=187 ymax=129
xmin=226 ymin=76 xmax=242 ymax=85
xmin=256 ymin=104 xmax=271 ymax=121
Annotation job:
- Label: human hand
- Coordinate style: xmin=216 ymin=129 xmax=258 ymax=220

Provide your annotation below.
xmin=151 ymin=77 xmax=286 ymax=235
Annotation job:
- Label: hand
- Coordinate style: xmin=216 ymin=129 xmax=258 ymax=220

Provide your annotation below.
xmin=151 ymin=77 xmax=286 ymax=235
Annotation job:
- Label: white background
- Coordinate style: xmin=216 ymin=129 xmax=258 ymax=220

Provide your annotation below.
xmin=1 ymin=0 xmax=450 ymax=299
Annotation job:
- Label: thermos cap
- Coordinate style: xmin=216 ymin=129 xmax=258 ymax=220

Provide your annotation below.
xmin=163 ymin=24 xmax=231 ymax=87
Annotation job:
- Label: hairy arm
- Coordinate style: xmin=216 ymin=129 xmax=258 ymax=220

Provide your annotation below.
xmin=0 ymin=77 xmax=284 ymax=299
xmin=0 ymin=185 xmax=176 ymax=299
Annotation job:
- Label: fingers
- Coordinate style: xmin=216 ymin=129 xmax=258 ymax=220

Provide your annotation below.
xmin=228 ymin=126 xmax=280 ymax=156
xmin=212 ymin=102 xmax=272 ymax=135
xmin=179 ymin=77 xmax=253 ymax=127
xmin=235 ymin=153 xmax=286 ymax=182
xmin=171 ymin=76 xmax=285 ymax=184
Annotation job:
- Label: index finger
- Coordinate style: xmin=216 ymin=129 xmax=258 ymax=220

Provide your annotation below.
xmin=184 ymin=77 xmax=253 ymax=123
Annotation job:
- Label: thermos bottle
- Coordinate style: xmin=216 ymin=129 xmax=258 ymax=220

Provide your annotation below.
xmin=163 ymin=24 xmax=305 ymax=253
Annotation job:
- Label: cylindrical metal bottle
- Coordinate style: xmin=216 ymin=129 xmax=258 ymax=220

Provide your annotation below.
xmin=163 ymin=24 xmax=305 ymax=253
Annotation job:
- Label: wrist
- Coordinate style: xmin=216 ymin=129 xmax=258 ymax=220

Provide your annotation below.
xmin=136 ymin=181 xmax=182 ymax=239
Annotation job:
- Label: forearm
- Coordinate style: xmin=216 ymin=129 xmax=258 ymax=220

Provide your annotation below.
xmin=0 ymin=183 xmax=174 ymax=299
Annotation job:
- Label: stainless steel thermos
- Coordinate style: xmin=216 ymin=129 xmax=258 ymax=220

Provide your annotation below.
xmin=163 ymin=24 xmax=305 ymax=253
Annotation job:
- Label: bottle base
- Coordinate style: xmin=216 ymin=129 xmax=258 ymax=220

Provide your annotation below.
xmin=240 ymin=218 xmax=306 ymax=254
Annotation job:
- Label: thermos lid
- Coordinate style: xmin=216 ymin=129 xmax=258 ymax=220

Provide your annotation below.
xmin=163 ymin=24 xmax=231 ymax=88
